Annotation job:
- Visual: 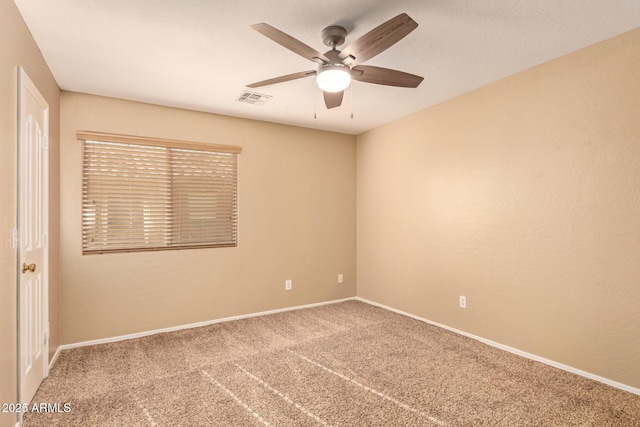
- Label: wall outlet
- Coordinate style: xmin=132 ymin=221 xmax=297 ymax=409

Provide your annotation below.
xmin=285 ymin=279 xmax=292 ymax=291
xmin=459 ymin=296 xmax=467 ymax=309
xmin=338 ymin=274 xmax=343 ymax=284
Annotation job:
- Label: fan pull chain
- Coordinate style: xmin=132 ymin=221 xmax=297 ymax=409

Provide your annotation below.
xmin=313 ymin=83 xmax=318 ymax=119
xmin=350 ymin=81 xmax=354 ymax=119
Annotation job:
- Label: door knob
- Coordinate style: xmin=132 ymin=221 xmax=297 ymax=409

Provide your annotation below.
xmin=22 ymin=263 xmax=36 ymax=273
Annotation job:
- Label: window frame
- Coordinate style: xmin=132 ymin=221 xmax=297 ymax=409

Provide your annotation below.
xmin=78 ymin=131 xmax=241 ymax=255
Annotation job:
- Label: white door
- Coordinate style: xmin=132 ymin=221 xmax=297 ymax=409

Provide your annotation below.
xmin=18 ymin=67 xmax=49 ymax=405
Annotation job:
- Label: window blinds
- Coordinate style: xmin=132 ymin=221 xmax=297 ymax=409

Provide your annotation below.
xmin=79 ymin=131 xmax=240 ymax=254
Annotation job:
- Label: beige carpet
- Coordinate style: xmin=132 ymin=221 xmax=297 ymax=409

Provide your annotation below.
xmin=23 ymin=301 xmax=640 ymax=426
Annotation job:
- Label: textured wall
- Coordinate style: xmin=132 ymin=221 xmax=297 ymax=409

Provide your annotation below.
xmin=356 ymin=28 xmax=640 ymax=389
xmin=0 ymin=1 xmax=60 ymax=426
xmin=60 ymin=92 xmax=356 ymax=344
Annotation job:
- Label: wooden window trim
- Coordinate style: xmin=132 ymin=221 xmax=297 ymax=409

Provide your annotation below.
xmin=77 ymin=131 xmax=242 ymax=154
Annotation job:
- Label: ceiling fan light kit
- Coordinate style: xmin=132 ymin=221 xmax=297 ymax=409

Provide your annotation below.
xmin=316 ymin=64 xmax=351 ymax=92
xmin=247 ymin=13 xmax=423 ymax=109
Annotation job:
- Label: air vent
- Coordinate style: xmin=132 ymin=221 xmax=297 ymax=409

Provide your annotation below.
xmin=237 ymin=91 xmax=272 ymax=106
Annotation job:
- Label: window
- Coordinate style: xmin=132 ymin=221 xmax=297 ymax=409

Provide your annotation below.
xmin=78 ymin=131 xmax=241 ymax=254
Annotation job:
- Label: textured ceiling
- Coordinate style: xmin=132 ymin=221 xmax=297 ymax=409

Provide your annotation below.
xmin=14 ymin=0 xmax=640 ymax=135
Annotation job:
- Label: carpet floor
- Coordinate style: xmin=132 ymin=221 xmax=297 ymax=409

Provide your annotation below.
xmin=23 ymin=300 xmax=640 ymax=426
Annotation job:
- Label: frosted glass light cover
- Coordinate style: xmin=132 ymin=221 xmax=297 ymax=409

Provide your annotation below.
xmin=316 ymin=65 xmax=351 ymax=92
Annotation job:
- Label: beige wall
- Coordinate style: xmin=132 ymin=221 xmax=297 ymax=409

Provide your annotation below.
xmin=59 ymin=92 xmax=356 ymax=344
xmin=357 ymin=28 xmax=640 ymax=389
xmin=0 ymin=1 xmax=60 ymax=426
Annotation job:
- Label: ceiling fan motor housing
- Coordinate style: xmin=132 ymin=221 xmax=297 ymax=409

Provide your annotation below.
xmin=322 ymin=49 xmax=346 ymax=65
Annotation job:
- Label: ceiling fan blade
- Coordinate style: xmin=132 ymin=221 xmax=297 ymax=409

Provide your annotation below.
xmin=247 ymin=70 xmax=316 ymax=88
xmin=339 ymin=13 xmax=418 ymax=65
xmin=351 ymin=65 xmax=423 ymax=88
xmin=323 ymin=91 xmax=344 ymax=109
xmin=251 ymin=23 xmax=329 ymax=64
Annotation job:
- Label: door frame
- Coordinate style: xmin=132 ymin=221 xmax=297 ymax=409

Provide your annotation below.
xmin=17 ymin=66 xmax=50 ymax=407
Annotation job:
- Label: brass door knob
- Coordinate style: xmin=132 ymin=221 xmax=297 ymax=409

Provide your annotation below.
xmin=22 ymin=263 xmax=36 ymax=273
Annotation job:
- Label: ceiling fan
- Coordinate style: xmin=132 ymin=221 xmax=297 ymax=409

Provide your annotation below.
xmin=246 ymin=13 xmax=424 ymax=109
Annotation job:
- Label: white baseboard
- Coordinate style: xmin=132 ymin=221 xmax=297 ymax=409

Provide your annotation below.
xmin=59 ymin=297 xmax=356 ymax=351
xmin=355 ymin=297 xmax=640 ymax=397
xmin=56 ymin=295 xmax=639 ymax=397
xmin=49 ymin=345 xmax=62 ymax=370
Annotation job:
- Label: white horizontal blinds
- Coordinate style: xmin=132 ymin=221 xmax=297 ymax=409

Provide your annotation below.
xmin=82 ymin=141 xmax=171 ymax=253
xmin=80 ymin=132 xmax=239 ymax=254
xmin=170 ymin=149 xmax=237 ymax=247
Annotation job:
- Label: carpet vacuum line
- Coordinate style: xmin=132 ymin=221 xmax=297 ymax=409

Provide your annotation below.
xmin=201 ymin=369 xmax=273 ymax=426
xmin=131 ymin=393 xmax=159 ymax=427
xmin=235 ymin=363 xmax=333 ymax=426
xmin=286 ymin=348 xmax=446 ymax=426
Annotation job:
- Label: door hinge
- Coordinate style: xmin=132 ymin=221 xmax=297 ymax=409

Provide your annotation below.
xmin=11 ymin=228 xmax=19 ymax=249
xmin=43 ymin=136 xmax=49 ymax=150
xmin=44 ymin=330 xmax=49 ymax=345
xmin=43 ymin=233 xmax=48 ymax=246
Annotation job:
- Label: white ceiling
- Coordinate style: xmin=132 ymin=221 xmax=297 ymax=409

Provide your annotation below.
xmin=14 ymin=0 xmax=640 ymax=135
